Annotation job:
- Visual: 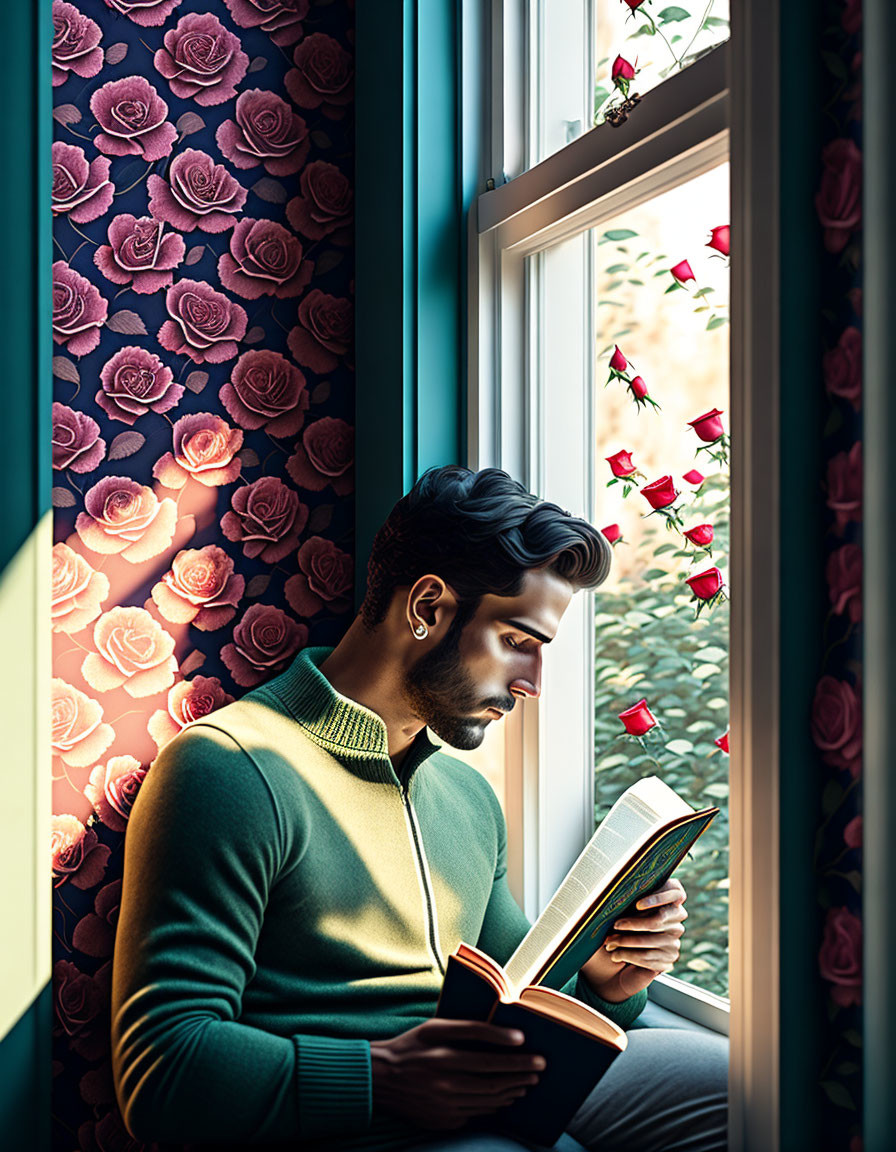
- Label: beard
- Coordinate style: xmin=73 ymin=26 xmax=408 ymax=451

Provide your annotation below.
xmin=402 ymin=608 xmax=515 ymax=750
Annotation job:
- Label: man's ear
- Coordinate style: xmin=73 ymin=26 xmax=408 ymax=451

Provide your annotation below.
xmin=406 ymin=575 xmax=457 ymax=635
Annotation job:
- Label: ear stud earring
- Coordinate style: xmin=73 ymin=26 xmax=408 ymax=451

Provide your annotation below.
xmin=413 ymin=623 xmax=428 ymax=639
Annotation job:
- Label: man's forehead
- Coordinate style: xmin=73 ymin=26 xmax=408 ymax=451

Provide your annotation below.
xmin=478 ymin=569 xmax=574 ymax=633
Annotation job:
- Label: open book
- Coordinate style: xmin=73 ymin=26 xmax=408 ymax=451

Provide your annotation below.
xmin=436 ymin=776 xmax=718 ymax=1144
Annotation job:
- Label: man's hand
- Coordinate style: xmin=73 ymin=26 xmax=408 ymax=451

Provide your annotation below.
xmin=370 ymin=1019 xmax=544 ymax=1131
xmin=579 ymin=878 xmax=688 ymax=1002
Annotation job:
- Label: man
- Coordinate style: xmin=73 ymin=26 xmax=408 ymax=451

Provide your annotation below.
xmin=112 ymin=465 xmax=727 ymax=1151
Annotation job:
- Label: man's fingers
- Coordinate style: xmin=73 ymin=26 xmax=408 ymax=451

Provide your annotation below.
xmin=607 ymin=945 xmax=679 ymax=970
xmin=635 ymin=883 xmax=686 ymax=912
xmin=436 ymin=1071 xmax=542 ymax=1097
xmin=606 ymin=926 xmax=684 ymax=950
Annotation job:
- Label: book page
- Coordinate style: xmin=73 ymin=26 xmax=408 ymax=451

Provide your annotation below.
xmin=503 ymin=777 xmax=693 ymax=991
xmin=517 ymin=986 xmax=627 ymax=1049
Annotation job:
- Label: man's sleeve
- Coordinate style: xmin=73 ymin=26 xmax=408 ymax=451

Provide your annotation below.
xmin=473 ymin=780 xmax=646 ymax=1031
xmin=111 ymin=724 xmax=371 ymax=1145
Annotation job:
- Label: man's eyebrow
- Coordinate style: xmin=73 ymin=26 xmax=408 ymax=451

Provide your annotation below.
xmin=499 ymin=619 xmax=553 ymax=644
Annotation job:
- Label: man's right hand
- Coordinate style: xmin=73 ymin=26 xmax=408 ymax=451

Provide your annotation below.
xmin=370 ymin=1019 xmax=544 ymax=1131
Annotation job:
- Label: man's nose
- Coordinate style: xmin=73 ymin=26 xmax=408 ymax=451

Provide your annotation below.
xmin=509 ymin=652 xmax=542 ymax=699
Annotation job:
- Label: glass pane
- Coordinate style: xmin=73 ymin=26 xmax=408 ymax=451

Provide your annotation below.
xmin=592 ymin=163 xmax=730 ymax=998
xmin=594 ymin=1 xmax=730 ymax=127
xmin=528 ymin=0 xmax=591 ymax=170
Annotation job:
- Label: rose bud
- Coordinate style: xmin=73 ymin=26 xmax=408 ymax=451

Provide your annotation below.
xmin=611 ymin=55 xmax=636 ymax=82
xmin=684 ymin=523 xmax=714 ymax=547
xmin=629 ymin=376 xmax=648 ymax=400
xmin=622 ymin=0 xmax=646 ymax=8
xmin=683 ymin=468 xmax=705 ymax=486
xmin=601 ymin=523 xmax=621 ymax=544
xmin=715 ymin=731 xmax=729 ymax=754
xmin=686 ymin=566 xmax=723 ymax=601
xmin=707 ymin=225 xmax=730 ymax=256
xmin=641 ymin=475 xmax=678 ymax=510
xmin=606 ymin=450 xmax=636 ymax=478
xmin=609 ymin=344 xmax=627 ymax=372
xmin=688 ymin=408 xmax=726 ymax=442
xmin=670 ymin=259 xmax=695 ymax=284
xmin=618 ymin=699 xmax=657 ymax=737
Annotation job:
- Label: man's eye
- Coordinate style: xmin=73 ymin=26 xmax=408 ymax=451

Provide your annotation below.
xmin=505 ymin=636 xmax=521 ymax=650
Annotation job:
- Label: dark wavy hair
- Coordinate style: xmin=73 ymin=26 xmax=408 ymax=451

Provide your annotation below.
xmin=360 ymin=466 xmax=612 ymax=630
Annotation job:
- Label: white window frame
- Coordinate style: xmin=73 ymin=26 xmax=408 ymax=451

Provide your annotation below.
xmin=464 ymin=1 xmax=781 ymax=1148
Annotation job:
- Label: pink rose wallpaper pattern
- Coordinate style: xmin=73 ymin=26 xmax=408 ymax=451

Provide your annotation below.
xmin=50 ymin=1 xmax=354 ymax=1145
xmin=811 ymin=0 xmax=863 ymax=1145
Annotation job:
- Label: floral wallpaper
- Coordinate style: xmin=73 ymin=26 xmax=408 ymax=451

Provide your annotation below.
xmin=49 ymin=1 xmax=355 ymax=1146
xmin=811 ymin=0 xmax=863 ymax=1147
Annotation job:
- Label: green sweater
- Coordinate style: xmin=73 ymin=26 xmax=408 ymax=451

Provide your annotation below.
xmin=112 ymin=646 xmax=645 ymax=1150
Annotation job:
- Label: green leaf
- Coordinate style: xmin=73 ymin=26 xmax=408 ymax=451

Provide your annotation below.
xmin=664 ymin=282 xmax=684 ymax=293
xmin=703 ymin=15 xmax=730 ymax=26
xmin=602 ymin=229 xmax=639 ymax=241
xmin=605 ymin=263 xmax=629 ymax=274
xmin=628 ymin=278 xmax=645 ymax=286
xmin=695 ymin=646 xmax=727 ymax=663
xmin=692 ymin=663 xmax=721 ymax=680
xmin=630 ymin=23 xmax=657 ymax=36
xmin=706 ymin=315 xmax=728 ymax=330
xmin=703 ymin=783 xmax=729 ymax=799
xmin=658 ymin=6 xmax=691 ymax=23
xmin=665 ymin=739 xmax=694 ymax=756
xmin=643 ymin=568 xmax=673 ymax=582
xmin=821 ymin=1081 xmax=856 ymax=1111
xmin=821 ymin=50 xmax=848 ymax=80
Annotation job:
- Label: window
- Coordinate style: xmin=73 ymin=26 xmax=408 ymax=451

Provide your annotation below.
xmin=469 ymin=0 xmax=731 ymax=1030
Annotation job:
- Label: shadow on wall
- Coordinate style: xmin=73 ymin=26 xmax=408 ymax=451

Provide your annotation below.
xmin=50 ymin=0 xmax=356 ymax=1147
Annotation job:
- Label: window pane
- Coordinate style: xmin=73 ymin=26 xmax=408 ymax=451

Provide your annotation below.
xmin=592 ymin=163 xmax=730 ymax=998
xmin=594 ymin=1 xmax=730 ymax=127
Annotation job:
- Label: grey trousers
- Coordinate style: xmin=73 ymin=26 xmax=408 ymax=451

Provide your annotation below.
xmin=405 ymin=1027 xmax=728 ymax=1152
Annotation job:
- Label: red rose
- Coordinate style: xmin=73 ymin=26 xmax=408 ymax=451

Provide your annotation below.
xmin=641 ymin=475 xmax=678 ymax=510
xmin=52 ymin=402 xmax=105 ymax=473
xmin=72 ymin=880 xmax=121 ymax=959
xmin=823 ymin=326 xmax=862 ymax=411
xmin=286 ymin=160 xmax=353 ymax=244
xmin=148 ymin=675 xmax=234 ymax=751
xmin=51 ymin=815 xmax=110 ymax=889
xmin=684 ymin=524 xmax=714 ymax=547
xmin=153 ymin=12 xmax=249 ymax=107
xmin=686 ymin=567 xmax=723 ymax=601
xmin=826 ymin=543 xmax=862 ymax=623
xmin=609 ymin=345 xmax=627 ymax=372
xmin=52 ymin=959 xmax=111 ymax=1062
xmin=601 ymin=523 xmax=621 ymax=544
xmin=671 ymin=259 xmax=695 ymax=283
xmin=826 ymin=441 xmax=862 ymax=535
xmin=285 ymin=536 xmax=353 ymax=616
xmin=285 ymin=33 xmax=354 ymax=117
xmin=707 ymin=225 xmax=729 ymax=256
xmin=818 ymin=906 xmax=862 ymax=1006
xmin=843 ymin=816 xmax=862 ymax=850
xmin=622 ymin=0 xmax=646 ymax=8
xmin=629 ymin=376 xmax=648 ymax=400
xmin=618 ymin=699 xmax=656 ymax=737
xmin=688 ymin=408 xmax=725 ymax=442
xmin=220 ymin=475 xmax=308 ymax=563
xmin=85 ymin=756 xmax=148 ymax=832
xmin=611 ymin=55 xmax=635 ymax=81
xmin=93 ymin=213 xmax=185 ymax=295
xmin=286 ymin=416 xmax=354 ymax=495
xmin=606 ymin=450 xmax=636 ymax=478
xmin=221 ymin=604 xmax=307 ymax=687
xmin=714 ymin=731 xmax=729 ymax=754
xmin=220 ymin=349 xmax=309 ymax=437
xmin=810 ymin=675 xmax=861 ymax=774
xmin=683 ymin=468 xmax=705 ymax=486
xmin=815 ymin=138 xmax=862 ymax=255
xmin=287 ymin=290 xmax=353 ymax=373
xmin=151 ymin=545 xmax=245 ymax=630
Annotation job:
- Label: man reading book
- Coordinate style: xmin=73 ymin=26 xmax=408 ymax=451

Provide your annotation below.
xmin=112 ymin=466 xmax=727 ymax=1151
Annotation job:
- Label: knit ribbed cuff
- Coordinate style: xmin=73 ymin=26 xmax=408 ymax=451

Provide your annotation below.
xmin=294 ymin=1034 xmax=372 ymax=1138
xmin=574 ymin=976 xmax=648 ymax=1031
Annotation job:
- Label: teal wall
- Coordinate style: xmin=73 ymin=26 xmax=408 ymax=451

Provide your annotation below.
xmin=354 ymin=0 xmax=466 ymax=607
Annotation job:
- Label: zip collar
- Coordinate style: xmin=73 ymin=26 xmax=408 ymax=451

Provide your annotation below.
xmin=254 ymin=645 xmax=442 ymax=786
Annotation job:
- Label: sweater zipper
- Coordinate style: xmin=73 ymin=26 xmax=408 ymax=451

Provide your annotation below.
xmin=400 ymin=783 xmax=445 ymax=977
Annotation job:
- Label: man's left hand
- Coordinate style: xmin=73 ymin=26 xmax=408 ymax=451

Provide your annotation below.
xmin=579 ymin=878 xmax=688 ymax=1002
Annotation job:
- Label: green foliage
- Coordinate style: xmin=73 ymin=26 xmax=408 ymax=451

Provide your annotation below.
xmin=595 ymin=472 xmax=730 ymax=998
